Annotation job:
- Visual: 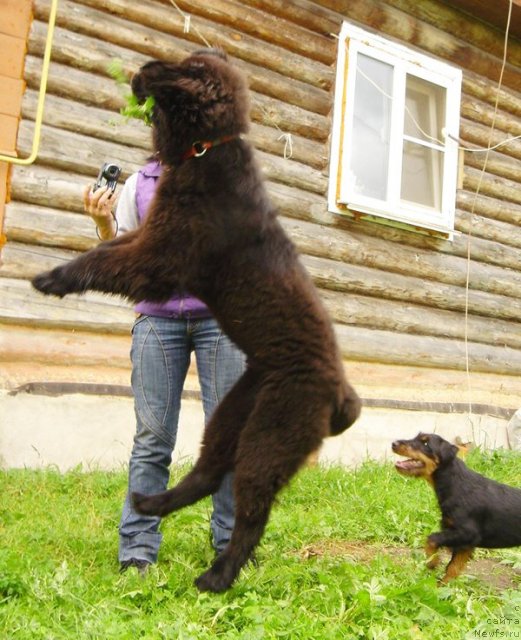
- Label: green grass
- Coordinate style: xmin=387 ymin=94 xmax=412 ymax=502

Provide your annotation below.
xmin=1 ymin=451 xmax=520 ymax=639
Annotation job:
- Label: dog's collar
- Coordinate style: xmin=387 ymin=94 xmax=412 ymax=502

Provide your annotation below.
xmin=182 ymin=135 xmax=239 ymax=160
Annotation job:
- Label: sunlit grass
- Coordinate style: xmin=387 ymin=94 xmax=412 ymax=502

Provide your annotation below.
xmin=1 ymin=450 xmax=520 ymax=639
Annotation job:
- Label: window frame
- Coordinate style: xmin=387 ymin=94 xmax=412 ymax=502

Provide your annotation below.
xmin=328 ymin=22 xmax=462 ymax=236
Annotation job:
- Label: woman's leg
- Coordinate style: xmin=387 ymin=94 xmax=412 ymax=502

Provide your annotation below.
xmin=119 ymin=315 xmax=190 ymax=565
xmin=192 ymin=317 xmax=246 ymax=553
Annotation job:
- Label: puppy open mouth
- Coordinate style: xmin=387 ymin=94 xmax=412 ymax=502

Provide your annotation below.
xmin=395 ymin=459 xmax=425 ymax=473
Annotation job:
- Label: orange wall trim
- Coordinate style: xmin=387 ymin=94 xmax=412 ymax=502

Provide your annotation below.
xmin=0 ymin=0 xmax=33 ymax=246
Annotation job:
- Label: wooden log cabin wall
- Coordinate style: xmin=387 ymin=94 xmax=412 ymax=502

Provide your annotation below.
xmin=1 ymin=0 xmax=520 ymax=421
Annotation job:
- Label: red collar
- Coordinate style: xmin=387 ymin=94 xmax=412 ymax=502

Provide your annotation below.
xmin=181 ymin=135 xmax=238 ymax=160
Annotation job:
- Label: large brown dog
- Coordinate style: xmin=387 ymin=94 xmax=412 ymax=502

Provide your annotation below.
xmin=32 ymin=49 xmax=360 ymax=592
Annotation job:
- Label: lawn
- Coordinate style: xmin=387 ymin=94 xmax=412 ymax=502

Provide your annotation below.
xmin=1 ymin=450 xmax=520 ymax=639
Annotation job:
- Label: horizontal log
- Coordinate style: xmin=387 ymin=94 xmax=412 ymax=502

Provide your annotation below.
xmin=8 ymin=164 xmax=325 ymax=222
xmin=280 ymin=214 xmax=521 ymax=300
xmin=463 ymin=166 xmax=521 ymax=206
xmin=386 ymin=0 xmax=521 ymax=67
xmin=1 ymin=326 xmax=518 ymax=406
xmin=0 ymin=277 xmax=134 ymax=333
xmin=16 ymin=120 xmax=327 ymax=198
xmin=28 ymin=17 xmax=150 ymax=88
xmin=9 ymin=164 xmax=325 ymax=222
xmin=462 ymin=72 xmax=521 ymax=119
xmin=249 ymin=124 xmax=326 ymax=172
xmin=16 ymin=120 xmax=148 ymax=180
xmin=34 ymin=1 xmax=332 ymax=114
xmin=22 ymin=89 xmax=152 ymax=154
xmin=4 ymin=202 xmax=98 ymax=252
xmin=339 ymin=206 xmax=521 ymax=273
xmin=335 ymin=323 xmax=521 ymax=376
xmin=1 ymin=272 xmax=519 ymax=376
xmin=269 ymin=179 xmax=521 ymax=274
xmin=0 ymin=241 xmax=79 ymax=280
xmin=22 ymin=88 xmax=326 ymax=171
xmin=9 ymin=163 xmax=521 ymax=292
xmin=313 ymin=0 xmax=521 ymax=93
xmin=255 ymin=150 xmax=327 ymax=195
xmin=459 ymin=118 xmax=521 ymax=165
xmin=320 ymin=288 xmax=521 ymax=350
xmin=24 ymin=55 xmax=126 ymax=112
xmin=9 ymin=165 xmax=95 ymax=213
xmin=4 ymin=235 xmax=521 ymax=330
xmin=455 ymin=209 xmax=521 ymax=251
xmin=24 ymin=53 xmax=329 ymax=143
xmin=236 ymin=0 xmax=340 ymax=36
xmin=143 ymin=0 xmax=337 ymax=65
xmin=0 ymin=324 xmax=131 ymax=369
xmin=457 ymin=191 xmax=521 ymax=227
xmin=301 ymin=253 xmax=521 ymax=323
xmin=460 ymin=95 xmax=521 ymax=140
xmin=79 ymin=0 xmax=335 ymax=87
xmin=463 ymin=147 xmax=521 ymax=186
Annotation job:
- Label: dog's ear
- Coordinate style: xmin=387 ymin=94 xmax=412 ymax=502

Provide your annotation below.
xmin=131 ymin=58 xmax=228 ymax=116
xmin=131 ymin=61 xmax=187 ymax=106
xmin=431 ymin=436 xmax=458 ymax=465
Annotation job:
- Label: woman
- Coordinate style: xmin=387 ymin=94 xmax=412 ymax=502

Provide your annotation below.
xmin=83 ymin=159 xmax=245 ymax=573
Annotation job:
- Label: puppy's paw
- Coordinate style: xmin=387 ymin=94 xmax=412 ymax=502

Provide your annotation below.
xmin=32 ymin=269 xmax=71 ymax=298
xmin=425 ymin=538 xmax=440 ymax=569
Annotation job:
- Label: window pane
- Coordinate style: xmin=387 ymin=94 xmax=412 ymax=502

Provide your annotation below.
xmin=404 ymin=76 xmax=446 ymax=144
xmin=348 ymin=53 xmax=393 ymax=200
xmin=401 ymin=141 xmax=443 ymax=209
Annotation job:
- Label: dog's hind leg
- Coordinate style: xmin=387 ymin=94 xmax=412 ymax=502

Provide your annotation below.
xmin=194 ymin=389 xmax=329 ymax=592
xmin=132 ymin=368 xmax=261 ymax=517
xmin=440 ymin=548 xmax=474 ymax=583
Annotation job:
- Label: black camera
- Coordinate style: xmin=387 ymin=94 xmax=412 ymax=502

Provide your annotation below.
xmin=94 ymin=162 xmax=122 ymax=193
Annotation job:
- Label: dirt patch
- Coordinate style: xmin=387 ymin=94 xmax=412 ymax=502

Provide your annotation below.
xmin=298 ymin=540 xmax=521 ymax=590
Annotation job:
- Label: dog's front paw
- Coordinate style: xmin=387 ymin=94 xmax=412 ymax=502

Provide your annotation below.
xmin=194 ymin=566 xmax=233 ymax=593
xmin=425 ymin=538 xmax=440 ymax=569
xmin=32 ymin=269 xmax=71 ymax=298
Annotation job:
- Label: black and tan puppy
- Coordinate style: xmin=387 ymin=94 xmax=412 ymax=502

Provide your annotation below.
xmin=31 ymin=49 xmax=360 ymax=592
xmin=392 ymin=433 xmax=521 ymax=583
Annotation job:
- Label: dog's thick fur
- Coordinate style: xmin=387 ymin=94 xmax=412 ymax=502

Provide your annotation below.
xmin=392 ymin=433 xmax=521 ymax=583
xmin=32 ymin=49 xmax=361 ymax=592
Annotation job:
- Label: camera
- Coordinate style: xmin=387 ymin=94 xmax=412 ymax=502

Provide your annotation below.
xmin=94 ymin=162 xmax=122 ymax=193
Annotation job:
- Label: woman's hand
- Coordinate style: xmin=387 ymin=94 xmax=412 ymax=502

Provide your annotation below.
xmin=83 ymin=184 xmax=119 ymax=241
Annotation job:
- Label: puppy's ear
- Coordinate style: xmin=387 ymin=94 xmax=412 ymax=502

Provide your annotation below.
xmin=435 ymin=439 xmax=459 ymax=465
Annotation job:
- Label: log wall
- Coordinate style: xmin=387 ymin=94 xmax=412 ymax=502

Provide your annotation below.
xmin=1 ymin=0 xmax=520 ymax=410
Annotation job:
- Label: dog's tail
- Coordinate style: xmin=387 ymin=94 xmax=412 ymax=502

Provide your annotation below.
xmin=330 ymin=384 xmax=361 ymax=435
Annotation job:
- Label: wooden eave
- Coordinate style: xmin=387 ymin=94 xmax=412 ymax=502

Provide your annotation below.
xmin=443 ymin=0 xmax=521 ymax=39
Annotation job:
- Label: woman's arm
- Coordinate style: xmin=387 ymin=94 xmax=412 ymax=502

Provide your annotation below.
xmin=83 ymin=184 xmax=118 ymax=240
xmin=83 ymin=173 xmax=140 ymax=240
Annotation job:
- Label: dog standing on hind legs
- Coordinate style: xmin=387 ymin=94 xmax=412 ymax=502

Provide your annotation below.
xmin=392 ymin=433 xmax=521 ymax=584
xmin=31 ymin=49 xmax=361 ymax=592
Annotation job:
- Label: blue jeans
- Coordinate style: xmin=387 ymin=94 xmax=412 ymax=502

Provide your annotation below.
xmin=119 ymin=315 xmax=246 ymax=564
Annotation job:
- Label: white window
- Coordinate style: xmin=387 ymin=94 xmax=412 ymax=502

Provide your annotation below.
xmin=329 ymin=22 xmax=462 ymax=236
